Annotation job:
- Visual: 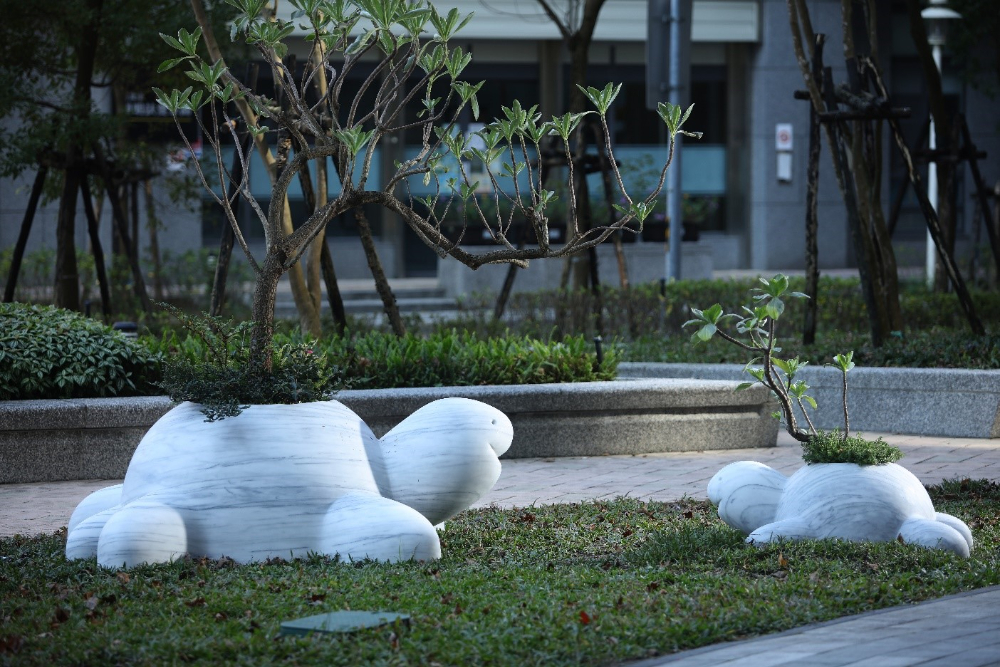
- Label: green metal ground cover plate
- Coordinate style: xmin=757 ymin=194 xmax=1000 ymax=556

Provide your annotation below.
xmin=279 ymin=611 xmax=410 ymax=636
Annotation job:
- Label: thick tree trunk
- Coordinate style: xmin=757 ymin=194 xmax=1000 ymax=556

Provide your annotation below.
xmin=55 ymin=158 xmax=82 ymax=311
xmin=80 ymin=177 xmax=113 ymax=318
xmin=250 ymin=256 xmax=283 ymax=373
xmin=3 ymin=168 xmax=47 ymax=303
xmin=54 ymin=0 xmax=103 ymax=311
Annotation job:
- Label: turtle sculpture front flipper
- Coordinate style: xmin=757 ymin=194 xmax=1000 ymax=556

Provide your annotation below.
xmin=66 ymin=398 xmax=512 ymax=569
xmin=708 ymin=460 xmax=973 ymax=557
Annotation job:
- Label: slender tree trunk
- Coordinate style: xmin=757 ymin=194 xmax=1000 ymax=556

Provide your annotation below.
xmin=80 ymin=177 xmax=113 ymax=318
xmin=904 ymin=0 xmax=957 ymax=292
xmin=98 ymin=150 xmax=152 ymax=314
xmin=211 ymin=64 xmax=259 ymax=317
xmin=210 ymin=128 xmax=252 ymax=316
xmin=542 ymin=0 xmax=606 ymax=292
xmin=130 ymin=181 xmax=140 ymax=262
xmin=592 ymin=119 xmax=635 ymax=336
xmin=933 ymin=124 xmax=959 ymax=291
xmin=494 ymin=220 xmax=531 ymax=320
xmin=787 ymin=0 xmax=904 ymax=347
xmin=959 ymin=116 xmax=1000 ymax=276
xmin=4 ymin=167 xmax=47 ymax=303
xmin=143 ymin=179 xmax=164 ymax=301
xmin=355 ymin=210 xmax=405 ymax=336
xmin=320 ymin=242 xmax=348 ymax=336
xmin=210 ymin=213 xmax=236 ymax=316
xmin=190 ymin=0 xmax=320 ymax=338
xmin=803 ymin=39 xmax=821 ymax=345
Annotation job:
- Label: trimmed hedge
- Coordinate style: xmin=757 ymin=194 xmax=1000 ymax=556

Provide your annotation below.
xmin=621 ymin=329 xmax=1000 ymax=369
xmin=318 ymin=330 xmax=618 ymax=388
xmin=0 ymin=302 xmax=161 ymax=400
xmin=147 ymin=328 xmax=618 ymax=391
xmin=455 ymin=277 xmax=1000 ymax=343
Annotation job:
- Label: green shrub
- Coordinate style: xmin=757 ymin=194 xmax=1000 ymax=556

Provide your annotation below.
xmin=801 ymin=431 xmax=903 ymax=466
xmin=153 ymin=309 xmax=346 ymax=421
xmin=0 ymin=302 xmax=160 ymax=400
xmin=318 ymin=330 xmax=618 ymax=388
xmin=145 ymin=328 xmax=617 ymax=393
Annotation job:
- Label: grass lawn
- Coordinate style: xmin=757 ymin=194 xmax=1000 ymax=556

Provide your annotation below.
xmin=2 ymin=480 xmax=999 ymax=666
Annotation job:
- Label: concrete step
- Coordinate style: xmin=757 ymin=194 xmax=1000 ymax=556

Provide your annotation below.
xmin=274 ymin=277 xmax=458 ymax=317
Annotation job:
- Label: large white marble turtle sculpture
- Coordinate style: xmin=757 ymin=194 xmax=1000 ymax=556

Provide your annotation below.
xmin=707 ymin=461 xmax=973 ymax=557
xmin=66 ymin=397 xmax=512 ymax=568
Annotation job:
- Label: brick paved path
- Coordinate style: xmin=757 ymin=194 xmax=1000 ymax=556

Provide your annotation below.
xmin=3 ymin=431 xmax=999 ymax=538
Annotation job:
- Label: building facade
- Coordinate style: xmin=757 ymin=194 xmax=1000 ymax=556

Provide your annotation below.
xmin=1 ymin=0 xmax=997 ymax=297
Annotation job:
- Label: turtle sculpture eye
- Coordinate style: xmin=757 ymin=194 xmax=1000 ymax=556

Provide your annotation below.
xmin=65 ymin=398 xmax=513 ymax=569
xmin=708 ymin=460 xmax=972 ymax=558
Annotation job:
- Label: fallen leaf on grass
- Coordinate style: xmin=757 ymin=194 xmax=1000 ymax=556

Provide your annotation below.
xmin=0 ymin=635 xmax=25 ymax=654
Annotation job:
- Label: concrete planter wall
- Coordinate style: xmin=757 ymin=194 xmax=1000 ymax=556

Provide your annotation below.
xmin=0 ymin=378 xmax=778 ymax=484
xmin=620 ymin=363 xmax=1000 ymax=439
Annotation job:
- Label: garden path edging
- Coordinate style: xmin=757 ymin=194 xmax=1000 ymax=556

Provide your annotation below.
xmin=619 ymin=362 xmax=1000 ymax=439
xmin=0 ymin=378 xmax=778 ymax=484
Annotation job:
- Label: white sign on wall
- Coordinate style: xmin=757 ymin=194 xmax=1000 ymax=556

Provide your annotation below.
xmin=775 ymin=123 xmax=793 ymax=151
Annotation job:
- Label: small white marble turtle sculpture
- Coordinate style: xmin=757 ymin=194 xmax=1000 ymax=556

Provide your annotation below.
xmin=707 ymin=461 xmax=973 ymax=557
xmin=66 ymin=397 xmax=512 ymax=568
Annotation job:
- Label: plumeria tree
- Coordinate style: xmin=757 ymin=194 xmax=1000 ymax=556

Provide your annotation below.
xmin=155 ymin=0 xmax=696 ymax=370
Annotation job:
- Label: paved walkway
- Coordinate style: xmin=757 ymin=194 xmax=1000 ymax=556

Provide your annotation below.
xmin=2 ymin=431 xmax=999 ymax=666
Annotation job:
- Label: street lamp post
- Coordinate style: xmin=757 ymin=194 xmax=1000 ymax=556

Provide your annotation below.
xmin=921 ymin=0 xmax=961 ymax=288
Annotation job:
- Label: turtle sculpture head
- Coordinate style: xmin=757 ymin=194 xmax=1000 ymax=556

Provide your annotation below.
xmin=66 ymin=397 xmax=513 ymax=568
xmin=708 ymin=460 xmax=973 ymax=557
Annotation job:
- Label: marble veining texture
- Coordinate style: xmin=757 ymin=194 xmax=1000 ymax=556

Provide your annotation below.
xmin=707 ymin=460 xmax=973 ymax=557
xmin=66 ymin=398 xmax=512 ymax=568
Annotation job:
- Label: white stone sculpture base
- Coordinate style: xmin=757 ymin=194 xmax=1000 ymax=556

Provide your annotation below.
xmin=66 ymin=398 xmax=512 ymax=568
xmin=708 ymin=461 xmax=973 ymax=557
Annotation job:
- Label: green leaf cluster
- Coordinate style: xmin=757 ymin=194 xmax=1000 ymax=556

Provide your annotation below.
xmin=681 ymin=274 xmax=849 ymax=444
xmin=153 ymin=307 xmax=347 ymax=421
xmin=801 ymin=430 xmax=904 ymax=466
xmin=0 ymin=303 xmax=161 ymax=400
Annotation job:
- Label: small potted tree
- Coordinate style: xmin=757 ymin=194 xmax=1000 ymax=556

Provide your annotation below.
xmin=65 ymin=0 xmax=698 ymax=568
xmin=685 ymin=275 xmax=973 ymax=556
